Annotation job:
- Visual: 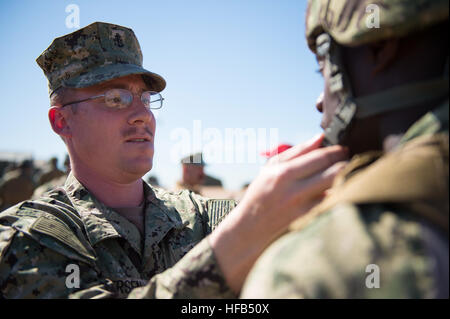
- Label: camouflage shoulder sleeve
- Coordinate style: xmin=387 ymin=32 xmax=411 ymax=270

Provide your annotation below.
xmin=0 ymin=227 xmax=112 ymax=298
xmin=128 ymin=236 xmax=236 ymax=299
xmin=241 ymin=203 xmax=438 ymax=299
xmin=187 ymin=191 xmax=236 ymax=234
xmin=151 ymin=187 xmax=236 ymax=235
xmin=0 ymin=203 xmax=112 ymax=298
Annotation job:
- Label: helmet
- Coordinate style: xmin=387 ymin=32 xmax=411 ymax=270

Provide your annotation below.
xmin=306 ymin=0 xmax=449 ymax=53
xmin=305 ymin=0 xmax=449 ymax=146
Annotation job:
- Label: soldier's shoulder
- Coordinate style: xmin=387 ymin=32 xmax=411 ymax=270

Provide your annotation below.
xmin=2 ymin=185 xmax=74 ymax=216
xmin=0 ymin=187 xmax=84 ymax=240
xmin=0 ymin=195 xmax=95 ymax=267
xmin=242 ymin=203 xmax=437 ymax=298
xmin=202 ymin=174 xmax=223 ymax=186
xmin=32 ymin=175 xmax=67 ymax=199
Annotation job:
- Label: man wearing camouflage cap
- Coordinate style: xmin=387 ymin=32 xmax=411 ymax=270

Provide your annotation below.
xmin=174 ymin=153 xmax=207 ymax=194
xmin=241 ymin=0 xmax=449 ymax=298
xmin=0 ymin=22 xmax=347 ymax=298
xmin=174 ymin=153 xmax=225 ymax=196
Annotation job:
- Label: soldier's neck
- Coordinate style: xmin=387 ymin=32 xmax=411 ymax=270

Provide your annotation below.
xmin=71 ymin=162 xmax=145 ymax=208
xmin=348 ymin=99 xmax=439 ymax=156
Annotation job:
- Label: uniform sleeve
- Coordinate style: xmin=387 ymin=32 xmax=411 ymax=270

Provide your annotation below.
xmin=118 ymin=191 xmax=238 ymax=299
xmin=240 ymin=203 xmax=436 ymax=299
xmin=188 ymin=191 xmax=237 ymax=234
xmin=127 ymin=237 xmax=236 ymax=298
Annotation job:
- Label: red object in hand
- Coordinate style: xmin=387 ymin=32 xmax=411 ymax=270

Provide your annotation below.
xmin=261 ymin=144 xmax=293 ymax=158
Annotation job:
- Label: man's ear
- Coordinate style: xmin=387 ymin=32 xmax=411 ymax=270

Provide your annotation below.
xmin=49 ymin=107 xmax=72 ymax=138
xmin=369 ymin=38 xmax=400 ymax=75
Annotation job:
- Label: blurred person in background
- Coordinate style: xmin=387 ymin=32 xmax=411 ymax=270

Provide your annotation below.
xmin=174 ymin=153 xmax=230 ymax=199
xmin=32 ymin=154 xmax=71 ymax=199
xmin=0 ymin=159 xmax=35 ymax=211
xmin=37 ymin=157 xmax=65 ymax=186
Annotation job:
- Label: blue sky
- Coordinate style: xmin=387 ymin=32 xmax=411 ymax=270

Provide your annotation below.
xmin=0 ymin=0 xmax=324 ymax=190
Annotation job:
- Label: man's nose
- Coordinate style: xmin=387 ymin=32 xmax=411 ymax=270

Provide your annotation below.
xmin=128 ymin=96 xmax=153 ymax=125
xmin=316 ymin=92 xmax=324 ymax=113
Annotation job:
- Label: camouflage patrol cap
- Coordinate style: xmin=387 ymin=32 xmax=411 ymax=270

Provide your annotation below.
xmin=36 ymin=22 xmax=166 ymax=96
xmin=181 ymin=153 xmax=206 ymax=166
xmin=306 ymin=0 xmax=449 ymax=53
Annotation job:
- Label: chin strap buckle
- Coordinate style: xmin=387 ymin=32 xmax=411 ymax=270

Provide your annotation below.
xmin=323 ymin=99 xmax=357 ymax=146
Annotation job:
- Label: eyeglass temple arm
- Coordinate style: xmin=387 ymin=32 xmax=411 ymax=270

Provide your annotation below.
xmin=61 ymin=94 xmax=105 ymax=108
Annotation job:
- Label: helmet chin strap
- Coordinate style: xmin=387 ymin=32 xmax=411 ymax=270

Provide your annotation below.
xmin=317 ymin=33 xmax=449 ymax=147
xmin=354 ymin=77 xmax=449 ymax=119
xmin=317 ymin=33 xmax=357 ymax=147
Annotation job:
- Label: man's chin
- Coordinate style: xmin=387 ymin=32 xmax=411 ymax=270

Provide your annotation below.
xmin=122 ymin=157 xmax=153 ymax=178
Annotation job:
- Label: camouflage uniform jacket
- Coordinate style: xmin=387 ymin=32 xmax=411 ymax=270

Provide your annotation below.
xmin=241 ymin=102 xmax=449 ymax=299
xmin=174 ymin=181 xmax=202 ymax=195
xmin=0 ymin=173 xmax=236 ymax=298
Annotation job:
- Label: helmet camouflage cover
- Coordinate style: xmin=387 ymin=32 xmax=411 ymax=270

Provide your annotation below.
xmin=305 ymin=0 xmax=449 ymax=147
xmin=305 ymin=0 xmax=449 ymax=53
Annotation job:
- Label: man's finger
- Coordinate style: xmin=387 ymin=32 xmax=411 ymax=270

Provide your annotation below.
xmin=292 ymin=161 xmax=347 ymax=203
xmin=273 ymin=134 xmax=325 ymax=163
xmin=285 ymin=146 xmax=348 ymax=180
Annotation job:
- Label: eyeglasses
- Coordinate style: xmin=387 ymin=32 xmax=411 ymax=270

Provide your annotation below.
xmin=60 ymin=89 xmax=164 ymax=110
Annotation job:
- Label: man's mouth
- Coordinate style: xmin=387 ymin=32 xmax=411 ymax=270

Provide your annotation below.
xmin=126 ymin=136 xmax=152 ymax=143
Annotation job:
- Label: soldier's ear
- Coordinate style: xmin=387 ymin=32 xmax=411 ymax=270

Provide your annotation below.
xmin=49 ymin=107 xmax=72 ymax=139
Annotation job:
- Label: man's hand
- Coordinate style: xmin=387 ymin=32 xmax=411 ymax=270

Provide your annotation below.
xmin=209 ymin=134 xmax=348 ymax=293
